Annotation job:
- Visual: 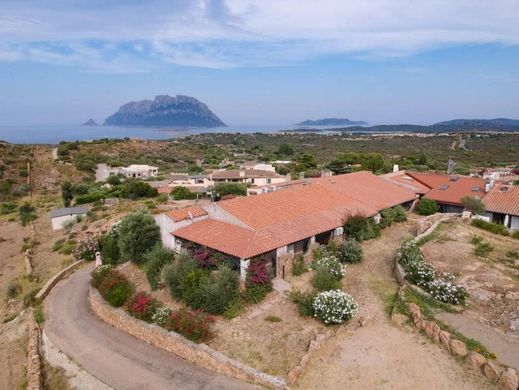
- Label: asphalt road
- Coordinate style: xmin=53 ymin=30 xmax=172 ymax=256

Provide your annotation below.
xmin=44 ymin=265 xmax=258 ymax=390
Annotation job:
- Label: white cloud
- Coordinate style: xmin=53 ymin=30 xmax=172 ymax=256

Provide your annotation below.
xmin=0 ymin=0 xmax=518 ymax=71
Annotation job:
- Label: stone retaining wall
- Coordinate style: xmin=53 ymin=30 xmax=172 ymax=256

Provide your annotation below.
xmin=35 ymin=260 xmax=85 ymax=301
xmin=89 ymin=286 xmax=287 ymax=390
xmin=27 ymin=309 xmax=42 ymax=390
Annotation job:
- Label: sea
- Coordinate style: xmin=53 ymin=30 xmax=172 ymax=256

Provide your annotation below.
xmin=0 ymin=124 xmax=345 ymax=145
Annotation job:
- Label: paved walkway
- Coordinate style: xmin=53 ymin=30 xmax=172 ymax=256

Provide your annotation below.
xmin=44 ymin=265 xmax=258 ymax=390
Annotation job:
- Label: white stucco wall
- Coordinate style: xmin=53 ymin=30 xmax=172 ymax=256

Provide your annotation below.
xmin=51 ymin=214 xmax=86 ymax=230
xmin=473 ymin=212 xmax=492 ymax=222
xmin=511 ymin=216 xmax=519 ymax=231
xmin=154 ymin=213 xmax=208 ymax=251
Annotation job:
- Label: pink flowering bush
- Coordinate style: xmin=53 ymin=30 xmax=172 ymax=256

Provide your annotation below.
xmin=73 ymin=237 xmax=99 ymax=261
xmin=127 ymin=291 xmax=159 ymax=322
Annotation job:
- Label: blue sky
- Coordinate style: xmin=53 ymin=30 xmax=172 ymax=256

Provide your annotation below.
xmin=0 ymin=0 xmax=518 ymax=126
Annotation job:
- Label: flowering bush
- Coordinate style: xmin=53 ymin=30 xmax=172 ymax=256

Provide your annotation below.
xmin=97 ymin=269 xmax=133 ymax=307
xmin=311 ymin=255 xmax=345 ymax=278
xmin=396 ymin=241 xmax=468 ymax=305
xmin=313 ymin=290 xmax=358 ymax=324
xmin=246 ymin=258 xmax=272 ymax=287
xmin=428 ymin=278 xmax=468 ymax=305
xmin=127 ymin=291 xmax=159 ymax=322
xmin=73 ymin=237 xmax=99 ymax=261
xmin=91 ymin=264 xmax=113 ymax=288
xmin=151 ymin=306 xmax=172 ymax=326
xmin=165 ymin=309 xmax=214 ymax=342
xmin=193 ymin=248 xmax=217 ymax=269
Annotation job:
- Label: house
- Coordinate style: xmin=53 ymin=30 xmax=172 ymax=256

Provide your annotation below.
xmin=157 ymin=171 xmax=416 ymax=279
xmin=49 ymin=206 xmax=88 ymax=230
xmin=119 ymin=164 xmax=158 ymax=179
xmin=210 ymin=169 xmax=287 ymax=187
xmin=403 ymin=172 xmax=486 ymax=213
xmin=239 ymin=161 xmax=276 ymax=172
xmin=481 ymin=184 xmax=519 ymax=230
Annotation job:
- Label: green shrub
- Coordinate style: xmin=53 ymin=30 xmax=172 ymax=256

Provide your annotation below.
xmin=179 ymin=268 xmax=208 ymax=309
xmin=171 ymin=186 xmax=197 ymax=200
xmin=91 ymin=265 xmax=113 ymax=288
xmin=144 ymin=244 xmax=173 ymax=290
xmin=52 ymin=238 xmax=66 ymax=252
xmin=292 ymin=255 xmax=307 ymax=276
xmin=163 ymin=255 xmax=198 ymax=299
xmin=312 ymin=267 xmax=342 ymax=291
xmin=461 ymin=196 xmax=486 ymax=215
xmin=264 ymin=315 xmax=282 ymax=322
xmin=98 ymin=269 xmax=133 ymax=307
xmin=393 ymin=205 xmax=408 ymax=222
xmin=242 ymin=284 xmax=272 ymax=304
xmin=512 ymin=231 xmax=519 ymax=239
xmin=99 ymin=233 xmax=121 ymax=265
xmin=474 ymin=241 xmax=493 ymax=257
xmin=59 ymin=240 xmax=76 ymax=255
xmin=156 ymin=193 xmax=169 ymax=204
xmin=379 ymin=208 xmax=396 ymax=228
xmin=19 ymin=202 xmax=37 ymax=226
xmin=6 ymin=280 xmax=21 ymax=298
xmin=288 ymin=289 xmax=316 ymax=317
xmin=337 ymin=238 xmax=363 ymax=263
xmin=118 ymin=210 xmax=161 ymax=264
xmin=197 ymin=266 xmax=239 ymax=314
xmin=416 ymin=198 xmax=438 ymax=216
xmin=342 ymin=214 xmax=380 ymax=241
xmin=0 ymin=202 xmax=17 ymax=215
xmin=74 ymin=155 xmax=96 ymax=172
xmin=214 ymin=182 xmax=247 ymax=198
xmin=76 ymin=191 xmax=106 ymax=205
xmin=122 ymin=181 xmax=158 ymax=199
xmin=470 ymin=235 xmax=483 ymax=245
xmin=471 ymin=218 xmax=510 ymax=236
xmin=223 ymin=297 xmax=246 ymax=319
xmin=506 ymin=249 xmax=519 ymax=259
xmin=34 ymin=304 xmax=44 ymax=324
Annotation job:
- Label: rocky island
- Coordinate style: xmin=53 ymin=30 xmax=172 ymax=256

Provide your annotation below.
xmin=81 ymin=119 xmax=99 ymax=126
xmin=104 ymin=95 xmax=226 ymax=127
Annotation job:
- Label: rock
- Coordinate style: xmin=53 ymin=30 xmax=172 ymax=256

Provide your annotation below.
xmin=498 ymin=368 xmax=519 ymax=390
xmin=315 ymin=333 xmax=327 ymax=343
xmin=414 ymin=317 xmax=424 ymax=330
xmin=391 ymin=313 xmax=408 ymax=327
xmin=505 ymin=292 xmax=519 ymax=300
xmin=308 ymin=340 xmax=319 ymax=352
xmin=288 ymin=366 xmax=302 ymax=384
xmin=432 ymin=323 xmax=441 ymax=343
xmin=300 ymin=353 xmax=310 ymax=369
xmin=467 ymin=352 xmax=487 ymax=371
xmin=424 ymin=321 xmax=434 ymax=337
xmin=408 ymin=303 xmax=421 ymax=317
xmin=483 ymin=361 xmax=502 ymax=380
xmin=449 ymin=339 xmax=468 ymax=357
xmin=439 ymin=331 xmax=451 ymax=350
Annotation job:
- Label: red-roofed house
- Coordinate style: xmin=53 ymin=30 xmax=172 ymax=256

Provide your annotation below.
xmin=157 ymin=171 xmax=417 ymax=279
xmin=482 ymin=184 xmax=519 ymax=230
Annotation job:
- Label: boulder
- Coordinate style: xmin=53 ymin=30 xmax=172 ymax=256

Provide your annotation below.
xmin=391 ymin=313 xmax=408 ymax=327
xmin=498 ymin=368 xmax=519 ymax=390
xmin=467 ymin=352 xmax=487 ymax=371
xmin=299 ymin=353 xmax=310 ymax=369
xmin=408 ymin=303 xmax=421 ymax=318
xmin=424 ymin=321 xmax=434 ymax=337
xmin=483 ymin=361 xmax=502 ymax=380
xmin=432 ymin=323 xmax=441 ymax=343
xmin=439 ymin=330 xmax=451 ymax=350
xmin=449 ymin=339 xmax=468 ymax=357
xmin=288 ymin=366 xmax=302 ymax=384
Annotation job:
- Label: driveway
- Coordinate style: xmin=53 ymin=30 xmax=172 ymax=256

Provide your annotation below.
xmin=44 ymin=265 xmax=258 ymax=390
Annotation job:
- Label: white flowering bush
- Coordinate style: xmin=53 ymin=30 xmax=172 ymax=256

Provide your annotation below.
xmin=396 ymin=241 xmax=468 ymax=305
xmin=313 ymin=290 xmax=358 ymax=324
xmin=151 ymin=306 xmax=172 ymax=326
xmin=311 ymin=255 xmax=345 ymax=278
xmin=428 ymin=278 xmax=468 ymax=305
xmin=73 ymin=237 xmax=99 ymax=261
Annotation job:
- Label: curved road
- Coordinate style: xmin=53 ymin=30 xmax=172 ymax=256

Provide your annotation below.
xmin=44 ymin=265 xmax=258 ymax=390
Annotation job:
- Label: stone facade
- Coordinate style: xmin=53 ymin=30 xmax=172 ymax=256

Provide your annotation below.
xmin=89 ymin=286 xmax=286 ymax=389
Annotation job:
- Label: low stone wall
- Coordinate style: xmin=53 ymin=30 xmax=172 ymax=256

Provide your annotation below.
xmin=402 ymin=298 xmax=518 ymax=390
xmin=89 ymin=286 xmax=287 ymax=390
xmin=414 ymin=212 xmax=459 ymax=240
xmin=27 ymin=308 xmax=42 ymax=390
xmin=35 ymin=260 xmax=85 ymax=301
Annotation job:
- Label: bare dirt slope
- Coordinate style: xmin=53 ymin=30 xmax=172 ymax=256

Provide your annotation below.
xmin=295 ymin=222 xmax=495 ymax=390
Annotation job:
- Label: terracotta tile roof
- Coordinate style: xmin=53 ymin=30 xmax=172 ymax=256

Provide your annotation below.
xmin=166 ymin=206 xmax=208 ymax=222
xmin=157 ymin=187 xmax=171 ymax=194
xmin=173 ymin=171 xmax=416 ymax=258
xmin=211 ymin=169 xmax=282 ymax=179
xmin=381 ymin=171 xmax=431 ymax=194
xmin=483 ymin=184 xmax=519 ymax=216
xmin=407 ymin=172 xmax=485 ymax=206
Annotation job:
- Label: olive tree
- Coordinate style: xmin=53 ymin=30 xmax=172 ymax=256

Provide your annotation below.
xmin=118 ymin=210 xmax=161 ymax=264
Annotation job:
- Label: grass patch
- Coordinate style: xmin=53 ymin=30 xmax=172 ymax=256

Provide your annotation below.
xmin=223 ymin=297 xmax=246 ymax=319
xmin=403 ymin=287 xmax=456 ymax=317
xmin=42 ymin=360 xmax=71 ymax=390
xmin=264 ymin=315 xmax=282 ymax=323
xmin=416 ymin=221 xmax=450 ymax=246
xmin=34 ymin=304 xmax=44 ymax=324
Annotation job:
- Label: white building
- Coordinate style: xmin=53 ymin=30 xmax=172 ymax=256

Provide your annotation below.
xmin=48 ymin=206 xmax=88 ymax=230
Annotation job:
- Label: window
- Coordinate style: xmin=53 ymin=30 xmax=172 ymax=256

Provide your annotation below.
xmin=439 ymin=184 xmax=449 ymax=190
xmin=472 ymin=186 xmax=480 ymax=192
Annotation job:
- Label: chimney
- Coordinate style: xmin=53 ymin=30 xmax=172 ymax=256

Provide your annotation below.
xmin=239 ymin=170 xmax=245 ymax=178
xmin=485 ymin=179 xmax=495 ymax=192
xmin=393 ymin=164 xmax=399 ymax=173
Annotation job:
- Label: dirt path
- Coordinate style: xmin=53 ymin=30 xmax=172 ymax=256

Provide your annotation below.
xmin=295 ymin=222 xmax=495 ymax=390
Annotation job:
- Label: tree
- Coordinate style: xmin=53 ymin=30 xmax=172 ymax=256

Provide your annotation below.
xmin=100 ymin=233 xmax=121 ymax=265
xmin=118 ymin=210 xmax=161 ymax=264
xmin=122 ymin=181 xmax=158 ymax=199
xmin=298 ymin=154 xmax=317 ymax=170
xmin=361 ymin=153 xmax=384 ymax=172
xmin=215 ymin=182 xmax=247 ymax=198
xmin=107 ymin=175 xmax=122 ymax=186
xmin=144 ymin=244 xmax=174 ymax=290
xmin=61 ymin=181 xmax=73 ymax=207
xmin=171 ymin=186 xmax=197 ymax=200
xmin=277 ymin=143 xmax=294 ymax=156
xmin=415 ymin=198 xmax=438 ymax=216
xmin=461 ymin=196 xmax=485 ymax=215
